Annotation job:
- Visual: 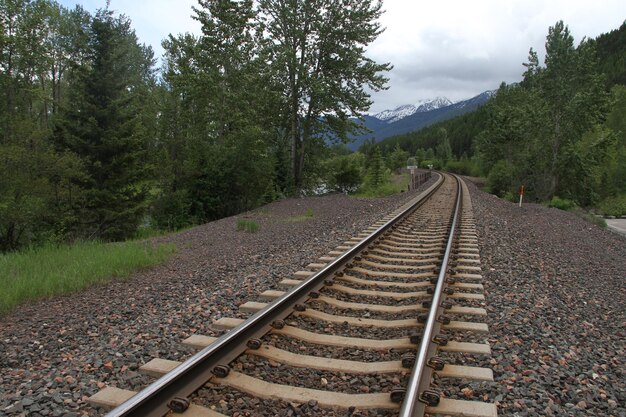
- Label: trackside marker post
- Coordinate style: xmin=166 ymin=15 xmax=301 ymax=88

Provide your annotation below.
xmin=519 ymin=184 xmax=524 ymax=207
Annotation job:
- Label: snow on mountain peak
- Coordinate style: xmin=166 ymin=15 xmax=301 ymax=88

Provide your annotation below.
xmin=415 ymin=96 xmax=453 ymax=113
xmin=373 ymin=97 xmax=453 ymax=124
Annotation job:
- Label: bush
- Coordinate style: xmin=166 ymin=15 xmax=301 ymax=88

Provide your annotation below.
xmin=548 ymin=196 xmax=577 ymax=211
xmin=323 ymin=153 xmax=364 ymax=193
xmin=598 ymin=194 xmax=626 ymax=217
xmin=356 ymin=174 xmax=408 ymax=198
xmin=356 ymin=182 xmax=402 ymax=198
xmin=487 ymin=160 xmax=516 ymax=198
xmin=150 ymin=189 xmax=194 ymax=231
xmin=445 ymin=159 xmax=482 ymax=176
xmin=503 ymin=191 xmax=517 ymax=202
xmin=420 ymin=159 xmax=441 ymax=170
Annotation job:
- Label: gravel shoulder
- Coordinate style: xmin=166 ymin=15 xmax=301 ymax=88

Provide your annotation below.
xmin=467 ymin=180 xmax=625 ymax=416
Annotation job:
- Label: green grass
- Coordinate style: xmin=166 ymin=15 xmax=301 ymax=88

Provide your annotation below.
xmin=237 ymin=219 xmax=260 ymax=232
xmin=0 ymin=240 xmax=176 ymax=315
xmin=287 ymin=208 xmax=315 ymax=222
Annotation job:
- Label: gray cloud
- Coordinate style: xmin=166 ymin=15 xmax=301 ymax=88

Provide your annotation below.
xmin=365 ymin=0 xmax=626 ymax=112
xmin=60 ymin=0 xmax=626 ymax=113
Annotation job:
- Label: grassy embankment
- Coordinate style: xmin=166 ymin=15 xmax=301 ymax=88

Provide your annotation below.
xmin=0 ymin=240 xmax=175 ymax=315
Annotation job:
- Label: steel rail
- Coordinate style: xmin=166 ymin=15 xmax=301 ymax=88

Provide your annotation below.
xmin=398 ymin=174 xmax=462 ymax=417
xmin=105 ymin=172 xmax=443 ymax=417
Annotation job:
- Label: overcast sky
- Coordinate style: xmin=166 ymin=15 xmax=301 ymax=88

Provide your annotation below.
xmin=59 ymin=0 xmax=626 ymax=113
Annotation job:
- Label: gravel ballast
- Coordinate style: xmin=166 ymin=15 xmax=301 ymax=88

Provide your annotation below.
xmin=1 ymin=175 xmax=624 ymax=417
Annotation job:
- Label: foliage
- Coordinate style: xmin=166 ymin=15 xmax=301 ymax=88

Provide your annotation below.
xmin=592 ymin=21 xmax=626 ymax=86
xmin=478 ymin=21 xmax=614 ymax=206
xmin=386 ymin=144 xmax=410 ymax=172
xmin=356 ymin=174 xmax=407 ymax=198
xmin=375 ymin=104 xmax=490 ymax=161
xmin=548 ymin=196 xmax=577 ymax=211
xmin=3 ymin=2 xmax=623 ymax=260
xmin=445 ymin=158 xmax=482 ymax=177
xmin=259 ymin=0 xmax=391 ymax=187
xmin=155 ymin=1 xmax=277 ymax=226
xmin=376 ymin=20 xmax=624 ymax=212
xmin=53 ymin=9 xmax=155 ymax=241
xmin=601 ymin=85 xmax=626 ymax=197
xmin=487 ymin=160 xmax=517 ymax=198
xmin=363 ymin=146 xmax=386 ymax=188
xmin=322 ymin=153 xmax=364 ymax=193
xmin=420 ymin=159 xmax=441 ymax=170
xmin=0 ymin=240 xmax=175 ymax=314
xmin=598 ymin=194 xmax=626 ymax=217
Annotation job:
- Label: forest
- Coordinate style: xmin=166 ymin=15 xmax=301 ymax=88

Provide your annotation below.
xmin=377 ymin=21 xmax=626 ymax=213
xmin=2 ymin=0 xmax=625 ymax=254
xmin=0 ymin=0 xmax=391 ymax=252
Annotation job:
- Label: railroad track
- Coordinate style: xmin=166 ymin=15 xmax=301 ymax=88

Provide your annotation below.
xmin=89 ymin=173 xmax=497 ymax=417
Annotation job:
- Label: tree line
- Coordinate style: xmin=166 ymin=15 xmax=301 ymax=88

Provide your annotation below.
xmin=375 ymin=20 xmax=626 ymax=211
xmin=0 ymin=0 xmax=389 ymax=251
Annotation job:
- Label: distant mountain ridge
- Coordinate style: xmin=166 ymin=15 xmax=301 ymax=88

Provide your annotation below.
xmin=373 ymin=97 xmax=453 ymax=124
xmin=346 ymin=90 xmax=496 ymax=150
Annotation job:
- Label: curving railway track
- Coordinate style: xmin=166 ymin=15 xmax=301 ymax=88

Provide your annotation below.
xmin=88 ymin=173 xmax=497 ymax=417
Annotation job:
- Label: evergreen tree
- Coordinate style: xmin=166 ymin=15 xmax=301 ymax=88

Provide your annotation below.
xmin=479 ymin=21 xmax=611 ymax=203
xmin=435 ymin=128 xmax=452 ymax=166
xmin=53 ymin=8 xmax=154 ymax=240
xmin=0 ymin=0 xmax=89 ymax=250
xmin=386 ymin=143 xmax=409 ymax=172
xmin=365 ymin=146 xmax=385 ymax=188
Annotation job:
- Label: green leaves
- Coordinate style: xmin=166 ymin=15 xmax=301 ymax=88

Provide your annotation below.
xmin=479 ymin=20 xmax=619 ymax=206
xmin=258 ymin=0 xmax=391 ymax=186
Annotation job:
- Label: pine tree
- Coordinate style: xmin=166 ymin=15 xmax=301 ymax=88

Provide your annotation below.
xmin=53 ymin=9 xmax=153 ymax=240
xmin=366 ymin=146 xmax=385 ymax=188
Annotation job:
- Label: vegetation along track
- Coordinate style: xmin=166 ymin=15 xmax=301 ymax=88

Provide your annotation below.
xmin=88 ymin=173 xmax=497 ymax=417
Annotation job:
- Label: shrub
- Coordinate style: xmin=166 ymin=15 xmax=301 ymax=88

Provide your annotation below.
xmin=598 ymin=194 xmax=626 ymax=217
xmin=548 ymin=196 xmax=577 ymax=211
xmin=487 ymin=160 xmax=516 ymax=198
xmin=503 ymin=191 xmax=517 ymax=202
xmin=445 ymin=159 xmax=482 ymax=176
xmin=420 ymin=159 xmax=441 ymax=170
xmin=323 ymin=153 xmax=364 ymax=193
xmin=150 ymin=189 xmax=194 ymax=231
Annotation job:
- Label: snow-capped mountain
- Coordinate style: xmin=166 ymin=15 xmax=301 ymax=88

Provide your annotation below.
xmin=373 ymin=97 xmax=453 ymax=124
xmin=345 ymin=90 xmax=496 ymax=150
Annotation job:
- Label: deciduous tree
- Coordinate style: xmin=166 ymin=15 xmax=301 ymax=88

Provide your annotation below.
xmin=258 ymin=0 xmax=391 ymax=187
